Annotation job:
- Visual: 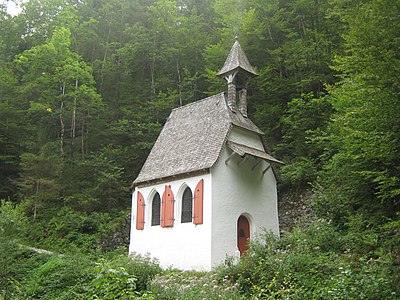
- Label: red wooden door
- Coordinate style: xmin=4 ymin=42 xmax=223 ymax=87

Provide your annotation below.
xmin=237 ymin=215 xmax=250 ymax=255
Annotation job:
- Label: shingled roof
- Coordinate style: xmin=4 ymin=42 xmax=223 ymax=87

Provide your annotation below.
xmin=133 ymin=92 xmax=278 ymax=187
xmin=217 ymin=39 xmax=258 ymax=78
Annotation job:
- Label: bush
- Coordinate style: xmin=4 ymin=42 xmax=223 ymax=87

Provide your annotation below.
xmin=89 ymin=259 xmax=143 ymax=299
xmin=108 ymin=253 xmax=162 ymax=292
xmin=318 ymin=255 xmax=398 ymax=299
xmin=44 ymin=207 xmax=114 ymax=253
xmin=149 ymin=270 xmax=244 ymax=300
xmin=218 ymin=219 xmax=399 ymax=299
xmin=280 ymin=158 xmax=317 ymax=187
xmin=0 ymin=199 xmax=27 ymax=299
xmin=3 ymin=251 xmax=161 ymax=300
xmin=22 ymin=255 xmax=95 ymax=299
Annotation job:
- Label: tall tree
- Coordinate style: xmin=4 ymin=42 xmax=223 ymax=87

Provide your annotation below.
xmin=15 ymin=27 xmax=103 ymax=158
xmin=315 ymin=0 xmax=400 ymax=225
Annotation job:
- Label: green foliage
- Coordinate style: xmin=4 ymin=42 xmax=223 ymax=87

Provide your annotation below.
xmin=0 ymin=199 xmax=26 ymax=242
xmin=18 ymin=152 xmax=61 ymax=220
xmin=89 ymin=259 xmax=141 ymax=299
xmin=219 ymin=220 xmax=398 ymax=299
xmin=22 ymin=206 xmax=129 ymax=255
xmin=46 ymin=207 xmax=107 ymax=252
xmin=150 ymin=270 xmax=243 ymax=300
xmin=280 ymin=158 xmax=316 ymax=187
xmin=279 ymin=93 xmax=333 ymax=186
xmin=109 ymin=254 xmax=162 ymax=292
xmin=0 ymin=66 xmax=26 ymax=199
xmin=313 ymin=0 xmax=400 ymax=226
xmin=21 ymin=255 xmax=94 ymax=299
xmin=1 ymin=248 xmax=51 ymax=300
xmin=15 ymin=26 xmax=104 ymax=158
xmin=3 ymin=251 xmax=161 ymax=300
xmin=0 ymin=200 xmax=27 ymax=299
xmin=62 ymin=148 xmax=126 ymax=211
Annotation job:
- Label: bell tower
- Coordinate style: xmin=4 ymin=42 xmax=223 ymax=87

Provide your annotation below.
xmin=217 ymin=38 xmax=257 ymax=117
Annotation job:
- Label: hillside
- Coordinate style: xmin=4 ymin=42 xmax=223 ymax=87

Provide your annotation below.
xmin=1 ymin=0 xmax=399 ymax=298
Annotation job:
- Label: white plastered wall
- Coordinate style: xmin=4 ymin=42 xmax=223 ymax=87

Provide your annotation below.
xmin=210 ymin=127 xmax=279 ymax=267
xmin=129 ymin=173 xmax=212 ymax=271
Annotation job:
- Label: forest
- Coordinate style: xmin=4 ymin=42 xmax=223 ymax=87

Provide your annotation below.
xmin=0 ymin=0 xmax=399 ymax=299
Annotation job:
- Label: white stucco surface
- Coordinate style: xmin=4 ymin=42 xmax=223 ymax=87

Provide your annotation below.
xmin=228 ymin=127 xmax=265 ymax=151
xmin=129 ymin=174 xmax=213 ymax=271
xmin=210 ymin=129 xmax=279 ymax=267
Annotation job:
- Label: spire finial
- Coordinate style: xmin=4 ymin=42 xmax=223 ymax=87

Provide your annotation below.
xmin=235 ymin=35 xmax=238 ymax=41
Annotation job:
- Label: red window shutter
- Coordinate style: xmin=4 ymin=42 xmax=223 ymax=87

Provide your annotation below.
xmin=193 ymin=179 xmax=204 ymax=225
xmin=161 ymin=185 xmax=174 ymax=227
xmin=136 ymin=191 xmax=145 ymax=230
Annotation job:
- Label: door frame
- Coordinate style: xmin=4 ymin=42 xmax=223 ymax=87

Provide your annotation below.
xmin=237 ymin=214 xmax=251 ymax=256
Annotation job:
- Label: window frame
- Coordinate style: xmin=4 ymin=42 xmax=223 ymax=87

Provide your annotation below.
xmin=151 ymin=192 xmax=161 ymax=226
xmin=181 ymin=187 xmax=193 ymax=223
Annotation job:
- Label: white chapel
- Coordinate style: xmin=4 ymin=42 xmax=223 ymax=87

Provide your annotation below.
xmin=129 ymin=39 xmax=282 ymax=271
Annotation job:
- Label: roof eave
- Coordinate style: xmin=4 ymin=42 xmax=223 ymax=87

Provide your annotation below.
xmin=131 ymin=168 xmax=210 ymax=190
xmin=216 ymin=66 xmax=257 ymax=79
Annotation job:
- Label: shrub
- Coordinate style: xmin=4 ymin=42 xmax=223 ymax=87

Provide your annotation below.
xmin=218 ymin=219 xmax=399 ymax=299
xmin=44 ymin=207 xmax=114 ymax=254
xmin=22 ymin=255 xmax=95 ymax=299
xmin=109 ymin=253 xmax=162 ymax=292
xmin=89 ymin=259 xmax=142 ymax=299
xmin=319 ymin=255 xmax=398 ymax=299
xmin=149 ymin=270 xmax=244 ymax=300
xmin=0 ymin=199 xmax=27 ymax=299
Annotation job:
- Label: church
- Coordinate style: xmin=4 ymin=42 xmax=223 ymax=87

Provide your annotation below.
xmin=129 ymin=39 xmax=282 ymax=271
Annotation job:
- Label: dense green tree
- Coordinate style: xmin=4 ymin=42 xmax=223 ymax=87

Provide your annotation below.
xmin=18 ymin=152 xmax=61 ymax=220
xmin=15 ymin=27 xmax=103 ymax=157
xmin=279 ymin=92 xmax=333 ymax=186
xmin=0 ymin=65 xmax=26 ymax=199
xmin=315 ymin=0 xmax=400 ymax=226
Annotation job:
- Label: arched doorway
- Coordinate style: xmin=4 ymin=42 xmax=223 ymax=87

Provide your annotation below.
xmin=237 ymin=215 xmax=250 ymax=255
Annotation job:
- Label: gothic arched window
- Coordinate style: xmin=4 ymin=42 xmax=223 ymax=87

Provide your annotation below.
xmin=151 ymin=192 xmax=161 ymax=226
xmin=181 ymin=187 xmax=193 ymax=223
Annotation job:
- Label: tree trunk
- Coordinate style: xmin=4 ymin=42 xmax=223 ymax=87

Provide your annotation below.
xmin=150 ymin=52 xmax=156 ymax=99
xmin=71 ymin=78 xmax=78 ymax=157
xmin=60 ymin=82 xmax=66 ymax=157
xmin=177 ymin=58 xmax=182 ymax=106
xmin=34 ymin=180 xmax=39 ymax=221
xmin=267 ymin=23 xmax=274 ymax=42
xmin=81 ymin=118 xmax=85 ymax=159
xmin=100 ymin=27 xmax=111 ymax=92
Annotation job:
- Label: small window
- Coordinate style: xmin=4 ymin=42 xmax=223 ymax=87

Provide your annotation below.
xmin=151 ymin=192 xmax=161 ymax=226
xmin=181 ymin=187 xmax=193 ymax=223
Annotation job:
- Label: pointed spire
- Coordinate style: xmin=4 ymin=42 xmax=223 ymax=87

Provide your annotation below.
xmin=217 ymin=38 xmax=257 ymax=117
xmin=217 ymin=39 xmax=257 ymax=79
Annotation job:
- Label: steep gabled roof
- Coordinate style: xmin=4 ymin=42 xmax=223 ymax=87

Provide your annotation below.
xmin=217 ymin=39 xmax=257 ymax=78
xmin=132 ymin=93 xmax=269 ymax=187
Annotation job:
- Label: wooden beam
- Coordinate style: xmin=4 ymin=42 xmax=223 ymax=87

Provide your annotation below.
xmin=251 ymin=159 xmax=261 ymax=171
xmin=262 ymin=164 xmax=271 ymax=175
xmin=237 ymin=155 xmax=249 ymax=166
xmin=225 ymin=152 xmax=236 ymax=165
